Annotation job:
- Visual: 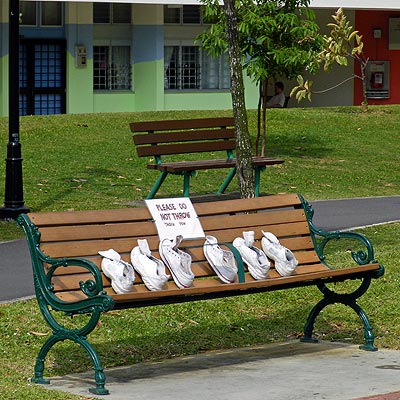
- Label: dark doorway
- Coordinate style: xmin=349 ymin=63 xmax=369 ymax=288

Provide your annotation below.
xmin=19 ymin=39 xmax=66 ymax=116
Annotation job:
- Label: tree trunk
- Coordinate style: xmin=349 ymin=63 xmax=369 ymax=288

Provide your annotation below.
xmin=223 ymin=0 xmax=255 ymax=198
xmin=360 ymin=59 xmax=368 ymax=112
xmin=261 ymin=78 xmax=268 ymax=157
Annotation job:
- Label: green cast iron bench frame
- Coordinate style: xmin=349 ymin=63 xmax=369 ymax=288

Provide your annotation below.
xmin=17 ymin=193 xmax=384 ymax=395
xmin=130 ymin=117 xmax=284 ymax=199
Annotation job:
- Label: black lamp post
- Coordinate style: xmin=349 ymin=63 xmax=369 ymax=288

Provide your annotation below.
xmin=0 ymin=0 xmax=30 ymax=219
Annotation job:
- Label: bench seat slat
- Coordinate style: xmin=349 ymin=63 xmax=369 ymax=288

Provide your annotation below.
xmin=49 ymin=251 xmax=373 ymax=294
xmin=148 ymin=157 xmax=284 ymax=172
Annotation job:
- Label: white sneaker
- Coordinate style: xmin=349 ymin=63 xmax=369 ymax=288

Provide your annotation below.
xmin=261 ymin=231 xmax=298 ymax=276
xmin=232 ymin=231 xmax=270 ymax=280
xmin=98 ymin=249 xmax=135 ymax=294
xmin=130 ymin=239 xmax=170 ymax=291
xmin=203 ymin=235 xmax=238 ymax=283
xmin=159 ymin=236 xmax=194 ymax=289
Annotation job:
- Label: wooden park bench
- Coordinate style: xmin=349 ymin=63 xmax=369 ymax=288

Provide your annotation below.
xmin=17 ymin=193 xmax=384 ymax=395
xmin=130 ymin=117 xmax=284 ymax=199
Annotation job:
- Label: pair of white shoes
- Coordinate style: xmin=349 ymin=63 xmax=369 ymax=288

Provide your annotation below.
xmin=233 ymin=231 xmax=298 ymax=278
xmin=233 ymin=231 xmax=270 ymax=280
xmin=158 ymin=235 xmax=194 ymax=289
xmin=261 ymin=231 xmax=298 ymax=277
xmin=203 ymin=235 xmax=238 ymax=283
xmin=99 ymin=249 xmax=135 ymax=294
xmin=131 ymin=236 xmax=195 ymax=290
xmin=130 ymin=239 xmax=170 ymax=291
xmin=100 ymin=247 xmax=169 ymax=293
xmin=100 ymin=236 xmax=195 ymax=292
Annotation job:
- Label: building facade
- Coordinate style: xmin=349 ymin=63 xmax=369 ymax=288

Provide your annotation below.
xmin=0 ymin=1 xmax=399 ymax=116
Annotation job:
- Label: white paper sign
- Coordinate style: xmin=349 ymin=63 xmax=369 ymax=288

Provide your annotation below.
xmin=145 ymin=198 xmax=205 ymax=240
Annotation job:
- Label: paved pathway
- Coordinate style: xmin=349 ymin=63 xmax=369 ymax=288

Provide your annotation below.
xmin=48 ymin=340 xmax=400 ymax=400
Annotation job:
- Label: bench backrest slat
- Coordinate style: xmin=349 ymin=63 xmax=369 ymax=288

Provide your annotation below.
xmin=130 ymin=117 xmax=235 ymax=133
xmin=133 ymin=128 xmax=235 ymax=146
xmin=30 ymin=208 xmax=152 ymax=227
xmin=200 ymin=209 xmax=305 ymax=231
xmin=135 ymin=140 xmax=236 ymax=158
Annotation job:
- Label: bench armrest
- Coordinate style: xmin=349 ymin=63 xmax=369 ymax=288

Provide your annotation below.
xmin=17 ymin=214 xmax=114 ymax=315
xmin=299 ymin=194 xmax=378 ymax=270
xmin=43 ymin=256 xmax=114 ymax=313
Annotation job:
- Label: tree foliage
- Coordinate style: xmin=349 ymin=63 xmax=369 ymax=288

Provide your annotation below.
xmin=291 ymin=8 xmax=368 ymax=109
xmin=198 ymin=0 xmax=323 ymax=155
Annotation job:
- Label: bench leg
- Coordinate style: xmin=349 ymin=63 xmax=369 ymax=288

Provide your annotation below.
xmin=78 ymin=337 xmax=109 ymax=395
xmin=301 ymin=279 xmax=377 ymax=351
xmin=31 ymin=335 xmax=60 ymax=386
xmin=146 ymin=171 xmax=168 ymax=199
xmin=32 ymin=304 xmax=110 ymax=395
xmin=253 ymin=166 xmax=266 ymax=197
xmin=217 ymin=167 xmax=236 ymax=194
xmin=183 ymin=171 xmax=191 ymax=197
xmin=32 ymin=332 xmax=109 ymax=395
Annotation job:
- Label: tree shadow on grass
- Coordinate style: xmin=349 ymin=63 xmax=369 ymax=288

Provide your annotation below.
xmin=32 ymin=167 xmax=125 ymax=211
xmin=260 ymin=132 xmax=333 ymax=159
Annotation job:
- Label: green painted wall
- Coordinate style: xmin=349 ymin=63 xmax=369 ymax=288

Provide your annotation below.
xmin=93 ymin=92 xmax=136 ymax=113
xmin=164 ymin=75 xmax=259 ymax=111
xmin=66 ymin=53 xmax=94 ymax=114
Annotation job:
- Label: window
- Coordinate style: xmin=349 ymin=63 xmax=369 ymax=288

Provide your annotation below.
xmin=93 ymin=3 xmax=131 ymax=24
xmin=164 ymin=46 xmax=230 ymax=90
xmin=93 ymin=46 xmax=132 ymax=91
xmin=41 ymin=2 xmax=62 ymax=26
xmin=164 ymin=5 xmax=201 ymax=24
xmin=20 ymin=1 xmax=37 ymax=26
xmin=201 ymin=52 xmax=230 ymax=90
xmin=20 ymin=1 xmax=63 ymax=26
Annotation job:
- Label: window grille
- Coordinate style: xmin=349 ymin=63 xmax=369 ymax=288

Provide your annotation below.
xmin=93 ymin=46 xmax=132 ymax=90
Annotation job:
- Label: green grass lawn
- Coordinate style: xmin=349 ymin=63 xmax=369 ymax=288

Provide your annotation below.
xmin=0 ymin=106 xmax=398 ymax=399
